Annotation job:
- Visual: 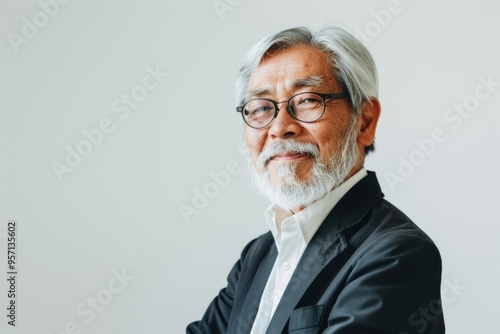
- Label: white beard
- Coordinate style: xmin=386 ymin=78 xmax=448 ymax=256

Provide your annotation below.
xmin=240 ymin=117 xmax=360 ymax=211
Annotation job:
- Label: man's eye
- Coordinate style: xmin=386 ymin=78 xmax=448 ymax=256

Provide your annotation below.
xmin=298 ymin=97 xmax=321 ymax=105
xmin=254 ymin=106 xmax=273 ymax=113
xmin=246 ymin=105 xmax=273 ymax=118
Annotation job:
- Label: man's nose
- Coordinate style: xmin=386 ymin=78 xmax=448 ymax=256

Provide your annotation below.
xmin=268 ymin=103 xmax=303 ymax=139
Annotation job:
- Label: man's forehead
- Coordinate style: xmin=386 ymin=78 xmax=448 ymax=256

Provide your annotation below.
xmin=247 ymin=48 xmax=335 ymax=97
xmin=254 ymin=48 xmax=329 ymax=77
xmin=254 ymin=58 xmax=314 ymax=75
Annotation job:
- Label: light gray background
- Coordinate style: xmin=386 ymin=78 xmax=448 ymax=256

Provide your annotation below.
xmin=1 ymin=0 xmax=499 ymax=333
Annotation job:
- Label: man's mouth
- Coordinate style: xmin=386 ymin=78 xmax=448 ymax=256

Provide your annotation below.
xmin=265 ymin=151 xmax=313 ymax=166
xmin=270 ymin=152 xmax=310 ymax=161
xmin=257 ymin=141 xmax=319 ymax=169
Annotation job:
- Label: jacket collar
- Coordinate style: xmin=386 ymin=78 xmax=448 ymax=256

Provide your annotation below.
xmin=265 ymin=171 xmax=384 ymax=333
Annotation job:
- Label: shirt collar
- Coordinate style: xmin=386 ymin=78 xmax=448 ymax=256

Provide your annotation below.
xmin=265 ymin=167 xmax=368 ymax=247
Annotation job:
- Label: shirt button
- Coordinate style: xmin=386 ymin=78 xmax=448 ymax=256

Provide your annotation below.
xmin=283 ymin=262 xmax=290 ymax=270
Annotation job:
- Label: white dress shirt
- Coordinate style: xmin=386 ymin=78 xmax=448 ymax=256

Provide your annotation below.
xmin=249 ymin=168 xmax=368 ymax=334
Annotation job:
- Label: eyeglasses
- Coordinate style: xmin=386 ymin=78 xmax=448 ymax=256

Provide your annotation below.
xmin=236 ymin=92 xmax=349 ymax=129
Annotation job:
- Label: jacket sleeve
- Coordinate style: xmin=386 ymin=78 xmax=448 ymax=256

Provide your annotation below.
xmin=186 ymin=238 xmax=258 ymax=334
xmin=323 ymin=233 xmax=445 ymax=334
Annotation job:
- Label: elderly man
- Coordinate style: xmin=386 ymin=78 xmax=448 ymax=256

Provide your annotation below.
xmin=187 ymin=25 xmax=444 ymax=334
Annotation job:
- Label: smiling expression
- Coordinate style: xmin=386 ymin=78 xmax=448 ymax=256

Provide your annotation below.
xmin=244 ymin=45 xmax=357 ymax=184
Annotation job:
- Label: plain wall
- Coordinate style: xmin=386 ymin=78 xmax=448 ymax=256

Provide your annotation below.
xmin=1 ymin=0 xmax=499 ymax=333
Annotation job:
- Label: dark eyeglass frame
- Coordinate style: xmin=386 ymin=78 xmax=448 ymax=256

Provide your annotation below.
xmin=236 ymin=91 xmax=349 ymax=129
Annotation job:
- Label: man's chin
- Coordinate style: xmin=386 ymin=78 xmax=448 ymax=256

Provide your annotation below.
xmin=268 ymin=176 xmax=312 ymax=189
xmin=265 ymin=161 xmax=312 ymax=182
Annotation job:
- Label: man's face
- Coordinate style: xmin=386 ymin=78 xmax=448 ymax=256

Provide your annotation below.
xmin=243 ymin=45 xmax=360 ymax=209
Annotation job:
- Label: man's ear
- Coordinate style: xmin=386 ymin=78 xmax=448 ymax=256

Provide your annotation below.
xmin=357 ymin=98 xmax=381 ymax=148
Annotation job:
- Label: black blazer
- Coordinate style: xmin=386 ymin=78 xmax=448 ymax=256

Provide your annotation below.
xmin=187 ymin=171 xmax=445 ymax=333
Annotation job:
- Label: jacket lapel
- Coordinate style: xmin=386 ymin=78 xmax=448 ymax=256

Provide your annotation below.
xmin=265 ymin=171 xmax=384 ymax=333
xmin=227 ymin=234 xmax=277 ymax=334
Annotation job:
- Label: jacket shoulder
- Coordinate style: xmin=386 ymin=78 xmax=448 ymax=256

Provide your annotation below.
xmin=371 ymin=198 xmax=438 ymax=243
xmin=350 ymin=198 xmax=442 ymax=271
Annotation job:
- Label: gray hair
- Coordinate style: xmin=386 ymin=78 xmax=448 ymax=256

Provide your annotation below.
xmin=234 ymin=24 xmax=379 ymax=154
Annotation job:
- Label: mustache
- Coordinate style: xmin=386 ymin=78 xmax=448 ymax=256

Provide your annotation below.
xmin=257 ymin=140 xmax=320 ymax=168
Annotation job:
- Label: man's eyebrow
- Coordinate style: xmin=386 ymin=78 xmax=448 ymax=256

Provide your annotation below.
xmin=293 ymin=75 xmax=324 ymax=87
xmin=246 ymin=75 xmax=325 ymax=100
xmin=247 ymin=88 xmax=271 ymax=98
